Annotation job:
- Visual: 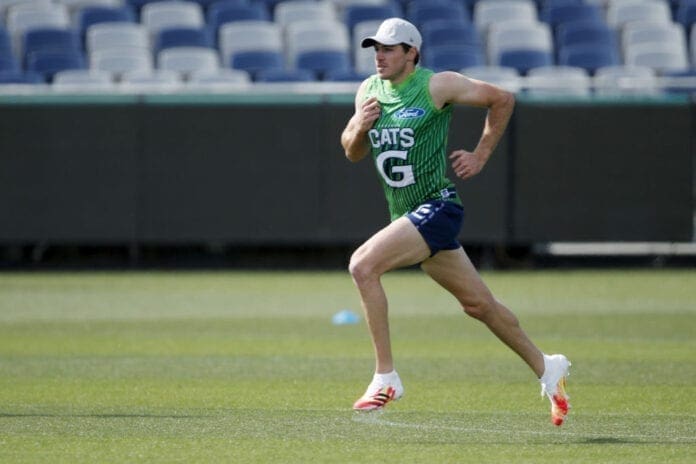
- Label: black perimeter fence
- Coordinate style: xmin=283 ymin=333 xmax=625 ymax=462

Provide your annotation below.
xmin=0 ymin=92 xmax=693 ymax=269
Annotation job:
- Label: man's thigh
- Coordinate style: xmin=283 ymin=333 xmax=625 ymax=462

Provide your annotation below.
xmin=420 ymin=247 xmax=493 ymax=305
xmin=352 ymin=217 xmax=432 ymax=274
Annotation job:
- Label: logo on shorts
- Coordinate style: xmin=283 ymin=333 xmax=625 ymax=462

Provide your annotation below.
xmin=395 ymin=107 xmax=425 ymax=119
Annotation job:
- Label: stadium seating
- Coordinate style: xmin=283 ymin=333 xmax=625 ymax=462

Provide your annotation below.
xmin=26 ymin=49 xmax=86 ymax=81
xmin=624 ymin=43 xmax=690 ymax=73
xmin=558 ymin=43 xmax=621 ymax=74
xmin=154 ymin=26 xmax=215 ymax=54
xmin=421 ymin=19 xmax=481 ymax=52
xmin=141 ymin=1 xmax=205 ymax=37
xmin=487 ymin=21 xmax=554 ymax=65
xmin=230 ymin=49 xmax=284 ymax=79
xmin=86 ymin=22 xmax=149 ymax=54
xmin=556 ymin=20 xmax=618 ymax=49
xmin=606 ymin=0 xmax=672 ymax=29
xmin=295 ymin=49 xmax=351 ymax=80
xmin=692 ymin=23 xmax=696 ymax=65
xmin=343 ymin=3 xmax=402 ymax=35
xmin=284 ymin=19 xmax=350 ymax=68
xmin=52 ymin=69 xmax=114 ymax=91
xmin=7 ymin=3 xmax=70 ymax=56
xmin=218 ymin=20 xmax=283 ymax=66
xmin=423 ymin=44 xmax=485 ymax=71
xmin=76 ymin=6 xmax=137 ymax=38
xmin=499 ymin=49 xmax=553 ymax=74
xmin=676 ymin=0 xmax=696 ymax=28
xmin=255 ymin=68 xmax=316 ymax=82
xmin=3 ymin=0 xmax=695 ymax=92
xmin=660 ymin=68 xmax=696 ymax=94
xmin=0 ymin=26 xmax=12 ymax=55
xmin=323 ymin=68 xmax=369 ymax=82
xmin=185 ymin=68 xmax=250 ymax=89
xmin=274 ymin=0 xmax=337 ymax=27
xmin=158 ymin=46 xmax=220 ymax=79
xmin=540 ymin=3 xmax=604 ymax=30
xmin=22 ymin=28 xmax=81 ymax=66
xmin=593 ymin=64 xmax=660 ymax=95
xmin=474 ymin=0 xmax=538 ymax=34
xmin=352 ymin=19 xmax=381 ymax=74
xmin=525 ymin=65 xmax=592 ymax=96
xmin=622 ymin=22 xmax=688 ymax=60
xmin=207 ymin=2 xmax=270 ymax=34
xmin=90 ymin=46 xmax=153 ymax=78
xmin=462 ymin=65 xmax=522 ymax=92
xmin=407 ymin=1 xmax=470 ymax=29
xmin=0 ymin=69 xmax=43 ymax=83
xmin=0 ymin=54 xmax=19 ymax=72
xmin=119 ymin=68 xmax=182 ymax=91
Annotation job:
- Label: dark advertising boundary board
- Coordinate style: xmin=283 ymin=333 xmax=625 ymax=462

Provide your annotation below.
xmin=0 ymin=95 xmax=692 ymax=246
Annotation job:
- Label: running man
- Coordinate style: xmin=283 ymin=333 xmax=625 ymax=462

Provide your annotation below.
xmin=340 ymin=18 xmax=571 ymax=426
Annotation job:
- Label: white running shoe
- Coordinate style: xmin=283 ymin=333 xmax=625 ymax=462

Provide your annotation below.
xmin=353 ymin=371 xmax=404 ymax=411
xmin=539 ymin=354 xmax=571 ymax=426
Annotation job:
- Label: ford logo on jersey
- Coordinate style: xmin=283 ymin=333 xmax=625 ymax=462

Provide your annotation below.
xmin=395 ymin=107 xmax=426 ymax=119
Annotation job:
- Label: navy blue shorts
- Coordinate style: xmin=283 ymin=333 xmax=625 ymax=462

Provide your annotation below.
xmin=406 ymin=200 xmax=464 ymax=257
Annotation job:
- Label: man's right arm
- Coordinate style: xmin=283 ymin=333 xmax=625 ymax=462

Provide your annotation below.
xmin=341 ymin=83 xmax=380 ymax=163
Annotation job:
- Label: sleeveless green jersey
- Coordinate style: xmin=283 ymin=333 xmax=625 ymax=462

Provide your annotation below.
xmin=362 ymin=66 xmax=461 ymax=221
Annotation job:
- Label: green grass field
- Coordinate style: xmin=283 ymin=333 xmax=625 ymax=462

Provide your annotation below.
xmin=1 ymin=269 xmax=695 ymax=463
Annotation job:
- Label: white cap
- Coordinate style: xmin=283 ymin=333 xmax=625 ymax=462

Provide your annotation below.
xmin=361 ymin=17 xmax=422 ymax=50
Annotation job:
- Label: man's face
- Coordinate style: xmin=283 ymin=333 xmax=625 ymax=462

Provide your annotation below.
xmin=373 ymin=43 xmax=413 ymax=83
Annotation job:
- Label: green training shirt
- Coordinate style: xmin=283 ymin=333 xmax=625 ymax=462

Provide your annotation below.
xmin=362 ymin=66 xmax=462 ymax=221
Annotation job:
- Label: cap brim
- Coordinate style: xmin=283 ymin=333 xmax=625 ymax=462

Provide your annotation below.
xmin=361 ymin=36 xmax=401 ymax=48
xmin=360 ymin=37 xmax=378 ymax=48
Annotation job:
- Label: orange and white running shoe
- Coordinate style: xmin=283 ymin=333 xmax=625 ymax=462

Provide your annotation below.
xmin=540 ymin=354 xmax=572 ymax=426
xmin=353 ymin=371 xmax=404 ymax=411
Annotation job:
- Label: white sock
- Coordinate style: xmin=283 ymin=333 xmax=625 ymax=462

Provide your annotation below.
xmin=373 ymin=370 xmax=398 ymax=384
xmin=540 ymin=353 xmax=551 ymax=380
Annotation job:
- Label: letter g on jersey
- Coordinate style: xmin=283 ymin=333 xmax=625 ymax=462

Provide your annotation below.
xmin=376 ymin=150 xmax=415 ymax=188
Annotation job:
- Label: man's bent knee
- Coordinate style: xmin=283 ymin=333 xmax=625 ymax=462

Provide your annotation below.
xmin=461 ymin=295 xmax=497 ymax=321
xmin=349 ymin=249 xmax=377 ymax=286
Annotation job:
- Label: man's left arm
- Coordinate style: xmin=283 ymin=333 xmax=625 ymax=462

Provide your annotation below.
xmin=430 ymin=72 xmax=515 ymax=180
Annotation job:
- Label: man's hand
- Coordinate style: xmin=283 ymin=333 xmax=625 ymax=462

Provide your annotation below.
xmin=449 ymin=149 xmax=486 ymax=180
xmin=356 ymin=97 xmax=381 ymax=131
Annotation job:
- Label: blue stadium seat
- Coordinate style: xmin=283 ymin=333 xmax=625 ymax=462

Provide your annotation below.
xmin=77 ymin=6 xmax=136 ymax=37
xmin=0 ymin=27 xmax=13 ymax=57
xmin=676 ymin=0 xmax=696 ymax=28
xmin=558 ymin=44 xmax=620 ymax=74
xmin=661 ymin=68 xmax=696 ymax=93
xmin=190 ymin=0 xmax=248 ymax=10
xmin=255 ymin=68 xmax=316 ymax=82
xmin=344 ymin=4 xmax=403 ymax=35
xmin=540 ymin=0 xmax=585 ymax=7
xmin=499 ymin=49 xmax=553 ymax=75
xmin=423 ymin=44 xmax=484 ymax=72
xmin=155 ymin=27 xmax=214 ymax=54
xmin=0 ymin=70 xmax=44 ymax=84
xmin=207 ymin=2 xmax=270 ymax=34
xmin=421 ymin=19 xmax=480 ymax=52
xmin=0 ymin=55 xmax=19 ymax=73
xmin=295 ymin=49 xmax=351 ymax=80
xmin=541 ymin=3 xmax=604 ymax=30
xmin=26 ymin=50 xmax=86 ymax=82
xmin=230 ymin=50 xmax=284 ymax=79
xmin=407 ymin=1 xmax=470 ymax=28
xmin=23 ymin=28 xmax=82 ymax=66
xmin=125 ymin=0 xmax=162 ymax=14
xmin=556 ymin=20 xmax=618 ymax=49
